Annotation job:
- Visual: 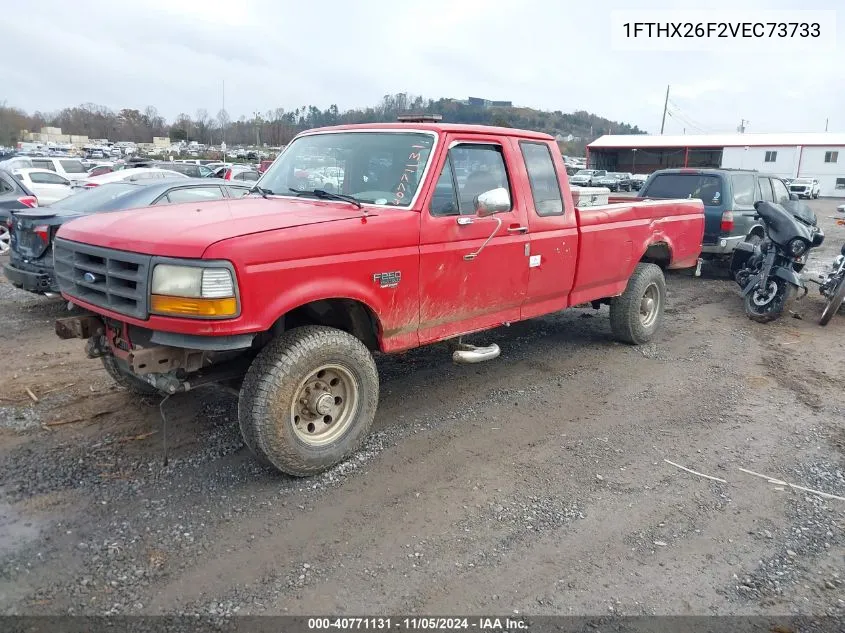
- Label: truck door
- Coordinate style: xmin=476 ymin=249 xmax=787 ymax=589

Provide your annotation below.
xmin=418 ymin=136 xmax=530 ymax=343
xmin=512 ymin=139 xmax=579 ymax=319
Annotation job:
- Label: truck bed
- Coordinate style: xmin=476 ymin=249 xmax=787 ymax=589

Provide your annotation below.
xmin=568 ymin=198 xmax=704 ymax=306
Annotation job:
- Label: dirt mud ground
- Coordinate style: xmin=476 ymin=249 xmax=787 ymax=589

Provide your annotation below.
xmin=0 ymin=200 xmax=843 ymax=617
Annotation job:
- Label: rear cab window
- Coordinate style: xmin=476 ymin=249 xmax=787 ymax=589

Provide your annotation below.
xmin=642 ymin=173 xmax=723 ymax=206
xmin=519 ymin=141 xmax=564 ymax=216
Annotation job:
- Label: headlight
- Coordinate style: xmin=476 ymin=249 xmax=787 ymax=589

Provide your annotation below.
xmin=150 ymin=264 xmax=238 ymax=317
xmin=788 ymin=238 xmax=808 ymax=257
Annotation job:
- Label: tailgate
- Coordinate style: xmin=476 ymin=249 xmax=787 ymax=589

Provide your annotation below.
xmin=639 ymin=173 xmax=724 ymax=245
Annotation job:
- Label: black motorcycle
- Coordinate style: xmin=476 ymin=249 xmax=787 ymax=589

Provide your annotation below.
xmin=730 ymin=200 xmax=825 ymax=323
xmin=818 ymin=243 xmax=845 ymax=326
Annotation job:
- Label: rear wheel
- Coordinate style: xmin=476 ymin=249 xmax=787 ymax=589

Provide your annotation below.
xmin=610 ymin=263 xmax=666 ymax=344
xmin=819 ymin=276 xmax=845 ymax=326
xmin=101 ymin=353 xmax=160 ymax=396
xmin=238 ymin=326 xmax=379 ymax=476
xmin=744 ymin=278 xmax=791 ymax=323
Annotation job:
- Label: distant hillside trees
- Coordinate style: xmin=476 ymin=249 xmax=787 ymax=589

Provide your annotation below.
xmin=0 ymin=93 xmax=643 ymax=150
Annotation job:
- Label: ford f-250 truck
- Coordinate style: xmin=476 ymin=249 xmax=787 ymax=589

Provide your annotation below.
xmin=53 ymin=121 xmax=704 ymax=476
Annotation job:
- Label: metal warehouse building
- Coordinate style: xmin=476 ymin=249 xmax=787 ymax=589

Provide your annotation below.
xmin=587 ymin=133 xmax=845 ymax=198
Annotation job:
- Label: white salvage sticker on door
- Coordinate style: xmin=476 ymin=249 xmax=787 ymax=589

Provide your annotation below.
xmin=529 ymin=255 xmax=541 ymax=268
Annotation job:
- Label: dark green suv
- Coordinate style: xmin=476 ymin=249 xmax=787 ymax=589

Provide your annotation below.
xmin=638 ymin=168 xmax=797 ymax=259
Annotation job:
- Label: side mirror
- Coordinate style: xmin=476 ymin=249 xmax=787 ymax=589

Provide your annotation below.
xmin=475 ymin=187 xmax=510 ymax=217
xmin=789 ymin=193 xmax=799 ymax=201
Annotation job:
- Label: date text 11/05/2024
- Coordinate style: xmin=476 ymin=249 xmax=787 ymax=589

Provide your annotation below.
xmin=307 ymin=617 xmax=529 ymax=631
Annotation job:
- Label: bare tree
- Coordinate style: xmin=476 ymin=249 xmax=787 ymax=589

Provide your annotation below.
xmin=194 ymin=109 xmax=210 ymax=144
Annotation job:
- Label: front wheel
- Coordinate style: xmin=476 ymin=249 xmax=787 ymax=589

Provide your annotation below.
xmin=819 ymin=276 xmax=845 ymax=326
xmin=744 ymin=278 xmax=791 ymax=323
xmin=238 ymin=326 xmax=379 ymax=476
xmin=610 ymin=263 xmax=666 ymax=345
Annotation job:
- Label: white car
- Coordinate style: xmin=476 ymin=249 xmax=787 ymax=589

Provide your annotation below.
xmin=311 ymin=166 xmax=345 ymax=191
xmin=788 ymin=178 xmax=821 ymax=199
xmin=12 ymin=168 xmax=74 ymax=205
xmin=25 ymin=157 xmax=89 ymax=184
xmin=78 ymin=167 xmax=189 ymax=188
xmin=569 ymin=169 xmax=607 ymax=187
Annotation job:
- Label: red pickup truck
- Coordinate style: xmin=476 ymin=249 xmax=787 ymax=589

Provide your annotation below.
xmin=54 ymin=121 xmax=704 ymax=476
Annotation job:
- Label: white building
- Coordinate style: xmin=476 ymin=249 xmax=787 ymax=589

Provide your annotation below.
xmin=587 ymin=133 xmax=845 ymax=197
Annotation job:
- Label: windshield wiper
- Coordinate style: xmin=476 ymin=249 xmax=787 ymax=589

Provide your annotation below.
xmin=249 ymin=183 xmax=273 ymax=199
xmin=289 ymin=187 xmax=363 ymax=209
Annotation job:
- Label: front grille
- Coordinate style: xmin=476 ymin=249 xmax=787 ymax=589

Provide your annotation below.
xmin=54 ymin=238 xmax=151 ymax=319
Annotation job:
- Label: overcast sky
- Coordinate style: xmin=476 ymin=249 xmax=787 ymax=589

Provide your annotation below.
xmin=2 ymin=0 xmax=842 ymax=134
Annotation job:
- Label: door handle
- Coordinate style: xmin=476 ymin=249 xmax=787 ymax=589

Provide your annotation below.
xmin=456 ymin=216 xmax=474 ymax=226
xmin=507 ymin=225 xmax=528 ymax=234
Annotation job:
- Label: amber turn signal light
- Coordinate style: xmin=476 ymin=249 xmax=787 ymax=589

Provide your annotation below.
xmin=150 ymin=295 xmax=237 ymax=317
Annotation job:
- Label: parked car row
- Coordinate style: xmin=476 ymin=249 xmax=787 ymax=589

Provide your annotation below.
xmin=3 ymin=178 xmax=252 ymax=293
xmin=0 ymin=169 xmax=38 ymax=254
xmin=570 ymin=170 xmax=647 ymax=192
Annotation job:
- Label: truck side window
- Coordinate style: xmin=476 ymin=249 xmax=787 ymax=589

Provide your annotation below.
xmin=430 ymin=156 xmax=460 ymax=216
xmin=520 ymin=141 xmax=564 ymax=216
xmin=450 ymin=144 xmax=512 ymax=214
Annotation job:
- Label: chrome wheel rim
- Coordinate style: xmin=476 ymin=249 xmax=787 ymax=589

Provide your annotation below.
xmin=752 ymin=281 xmax=779 ymax=307
xmin=0 ymin=226 xmax=9 ymax=254
xmin=290 ymin=364 xmax=359 ymax=446
xmin=639 ymin=282 xmax=660 ymax=328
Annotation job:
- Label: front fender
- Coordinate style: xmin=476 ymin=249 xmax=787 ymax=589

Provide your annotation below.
xmin=772 ymin=265 xmax=803 ymax=288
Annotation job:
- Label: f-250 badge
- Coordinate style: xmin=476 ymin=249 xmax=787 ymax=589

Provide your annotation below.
xmin=373 ymin=271 xmax=401 ymax=288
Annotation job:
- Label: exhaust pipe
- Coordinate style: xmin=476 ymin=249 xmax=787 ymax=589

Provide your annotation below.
xmin=452 ymin=343 xmax=501 ymax=364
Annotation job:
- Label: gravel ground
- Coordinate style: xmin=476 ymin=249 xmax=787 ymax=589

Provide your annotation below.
xmin=0 ymin=199 xmax=843 ymax=617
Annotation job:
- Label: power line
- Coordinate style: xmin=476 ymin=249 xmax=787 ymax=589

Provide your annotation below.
xmin=666 ymin=108 xmax=707 ymax=134
xmin=666 ymin=100 xmax=714 ymax=133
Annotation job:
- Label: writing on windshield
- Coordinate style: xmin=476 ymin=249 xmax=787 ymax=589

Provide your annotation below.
xmin=261 ymin=131 xmax=435 ymax=207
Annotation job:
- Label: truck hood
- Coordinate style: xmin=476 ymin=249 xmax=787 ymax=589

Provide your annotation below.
xmin=56 ymin=196 xmax=365 ymax=257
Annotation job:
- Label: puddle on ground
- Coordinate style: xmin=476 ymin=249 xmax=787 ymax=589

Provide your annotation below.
xmin=0 ymin=500 xmax=45 ymax=557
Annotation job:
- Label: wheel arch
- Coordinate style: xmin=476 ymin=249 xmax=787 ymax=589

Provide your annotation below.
xmin=262 ymin=296 xmax=383 ymax=352
xmin=639 ymin=240 xmax=673 ymax=269
xmin=748 ymin=224 xmax=765 ymax=239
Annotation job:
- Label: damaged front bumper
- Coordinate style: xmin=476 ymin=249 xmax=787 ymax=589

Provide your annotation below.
xmin=56 ymin=314 xmax=254 ymax=394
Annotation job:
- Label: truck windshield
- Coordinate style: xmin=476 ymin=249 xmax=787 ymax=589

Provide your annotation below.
xmin=260 ymin=131 xmax=436 ymax=207
xmin=642 ymin=173 xmax=723 ymax=207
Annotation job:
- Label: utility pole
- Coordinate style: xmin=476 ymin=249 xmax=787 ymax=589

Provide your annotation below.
xmin=825 ymin=118 xmax=829 ymax=132
xmin=660 ymin=85 xmax=670 ymax=135
xmin=737 ymin=118 xmax=748 ymax=133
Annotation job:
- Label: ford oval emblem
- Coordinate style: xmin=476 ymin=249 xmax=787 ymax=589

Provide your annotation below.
xmin=83 ymin=272 xmax=99 ymax=283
